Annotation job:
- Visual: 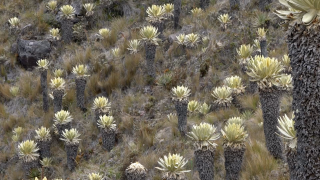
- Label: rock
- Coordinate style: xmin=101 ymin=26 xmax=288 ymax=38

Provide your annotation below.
xmin=17 ymin=39 xmax=51 ymax=69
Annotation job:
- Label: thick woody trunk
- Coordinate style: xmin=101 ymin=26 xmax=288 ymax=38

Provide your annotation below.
xmin=224 ymin=145 xmax=246 ymax=180
xmin=75 ymin=78 xmax=87 ymax=111
xmin=61 ymin=19 xmax=73 ymax=44
xmin=247 ymin=81 xmax=258 ymax=94
xmin=229 ymin=0 xmax=240 ymax=10
xmin=286 ymin=148 xmax=297 ymax=180
xmin=200 ymin=0 xmax=210 ymax=9
xmin=260 ymin=39 xmax=268 ymax=57
xmin=56 ymin=122 xmax=71 ymax=137
xmin=37 ymin=140 xmax=51 ymax=158
xmin=101 ymin=128 xmax=116 ymax=151
xmin=174 ymin=100 xmax=188 ymax=136
xmin=173 ymin=0 xmax=181 ymax=29
xmin=287 ymin=24 xmax=320 ymax=179
xmin=53 ymin=89 xmax=64 ymax=113
xmin=65 ymin=143 xmax=79 ymax=171
xmin=23 ymin=159 xmax=39 ymax=178
xmin=145 ymin=43 xmax=157 ymax=78
xmin=151 ymin=21 xmax=165 ymax=39
xmin=125 ymin=170 xmax=147 ymax=180
xmin=259 ymin=88 xmax=283 ymax=159
xmin=40 ymin=70 xmax=49 ymax=112
xmin=194 ymin=149 xmax=215 ymax=180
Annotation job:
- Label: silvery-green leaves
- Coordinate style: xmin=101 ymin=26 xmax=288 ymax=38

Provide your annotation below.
xmin=35 ymin=126 xmax=51 ymax=141
xmin=211 ymin=86 xmax=233 ymax=106
xmin=72 ymin=64 xmax=89 ymax=77
xmin=155 ymin=153 xmax=190 ymax=178
xmin=224 ymin=76 xmax=245 ymax=94
xmin=8 ymin=17 xmax=20 ymax=28
xmin=146 ymin=5 xmax=166 ymax=23
xmin=50 ymin=77 xmax=66 ymax=90
xmin=37 ymin=59 xmax=50 ymax=70
xmin=246 ymin=55 xmax=283 ymax=89
xmin=60 ymin=128 xmax=81 ymax=145
xmin=54 ymin=110 xmax=73 ymax=125
xmin=92 ymin=96 xmax=111 ymax=113
xmin=187 ymin=122 xmax=220 ymax=150
xmin=18 ymin=140 xmax=40 ymax=162
xmin=97 ymin=115 xmax=116 ymax=130
xmin=275 ymin=0 xmax=320 ymax=25
xmin=221 ymin=123 xmax=248 ymax=147
xmin=171 ymin=86 xmax=191 ymax=101
xmin=88 ymin=172 xmax=103 ymax=180
xmin=127 ymin=39 xmax=141 ymax=54
xmin=277 ymin=113 xmax=296 ymax=149
xmin=237 ymin=44 xmax=254 ymax=65
xmin=140 ymin=26 xmax=160 ymax=45
xmin=60 ymin=5 xmax=75 ymax=19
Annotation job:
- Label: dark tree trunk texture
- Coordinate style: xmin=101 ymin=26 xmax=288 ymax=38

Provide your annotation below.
xmin=101 ymin=128 xmax=116 ymax=151
xmin=125 ymin=171 xmax=147 ymax=180
xmin=53 ymin=89 xmax=64 ymax=113
xmin=260 ymin=39 xmax=268 ymax=57
xmin=195 ymin=149 xmax=215 ymax=180
xmin=37 ymin=140 xmax=51 ymax=158
xmin=145 ymin=43 xmax=157 ymax=78
xmin=247 ymin=81 xmax=258 ymax=94
xmin=23 ymin=160 xmax=39 ymax=178
xmin=229 ymin=0 xmax=240 ymax=10
xmin=259 ymin=88 xmax=283 ymax=159
xmin=56 ymin=122 xmax=71 ymax=137
xmin=40 ymin=70 xmax=49 ymax=112
xmin=232 ymin=94 xmax=243 ymax=112
xmin=286 ymin=148 xmax=297 ymax=180
xmin=174 ymin=100 xmax=188 ymax=136
xmin=200 ymin=0 xmax=210 ymax=9
xmin=287 ymin=24 xmax=320 ymax=179
xmin=224 ymin=145 xmax=246 ymax=180
xmin=65 ymin=144 xmax=79 ymax=171
xmin=61 ymin=19 xmax=73 ymax=44
xmin=173 ymin=0 xmax=181 ymax=29
xmin=151 ymin=21 xmax=165 ymax=39
xmin=75 ymin=78 xmax=87 ymax=111
xmin=259 ymin=0 xmax=272 ymax=11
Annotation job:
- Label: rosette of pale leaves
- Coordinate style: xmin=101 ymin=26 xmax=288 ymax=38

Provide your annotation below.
xmin=185 ymin=33 xmax=200 ymax=48
xmin=60 ymin=128 xmax=81 ymax=145
xmin=92 ymin=96 xmax=111 ymax=113
xmin=227 ymin=117 xmax=244 ymax=125
xmin=83 ymin=3 xmax=95 ymax=16
xmin=198 ymin=102 xmax=211 ymax=115
xmin=191 ymin=8 xmax=203 ymax=18
xmin=273 ymin=74 xmax=293 ymax=90
xmin=237 ymin=44 xmax=254 ymax=65
xmin=246 ymin=55 xmax=283 ymax=89
xmin=99 ymin=28 xmax=111 ymax=39
xmin=146 ymin=5 xmax=166 ymax=22
xmin=171 ymin=85 xmax=191 ymax=101
xmin=211 ymin=86 xmax=233 ymax=106
xmin=54 ymin=110 xmax=73 ymax=125
xmin=35 ymin=177 xmax=48 ymax=180
xmin=49 ymin=28 xmax=60 ymax=40
xmin=224 ymin=76 xmax=245 ymax=94
xmin=12 ymin=127 xmax=23 ymax=142
xmin=274 ymin=0 xmax=320 ymax=25
xmin=126 ymin=162 xmax=147 ymax=174
xmin=46 ymin=1 xmax=57 ymax=12
xmin=18 ymin=140 xmax=40 ymax=162
xmin=40 ymin=157 xmax=53 ymax=167
xmin=8 ymin=17 xmax=20 ymax=28
xmin=53 ymin=69 xmax=64 ymax=77
xmin=188 ymin=100 xmax=200 ymax=113
xmin=221 ymin=123 xmax=248 ymax=147
xmin=281 ymin=54 xmax=291 ymax=71
xmin=167 ymin=113 xmax=178 ymax=122
xmin=127 ymin=39 xmax=141 ymax=54
xmin=257 ymin=28 xmax=267 ymax=40
xmin=163 ymin=3 xmax=174 ymax=17
xmin=277 ymin=113 xmax=296 ymax=149
xmin=37 ymin=59 xmax=50 ymax=70
xmin=175 ymin=33 xmax=186 ymax=45
xmin=140 ymin=26 xmax=160 ymax=45
xmin=187 ymin=122 xmax=220 ymax=150
xmin=97 ymin=115 xmax=116 ymax=130
xmin=218 ymin=14 xmax=231 ymax=29
xmin=9 ymin=86 xmax=20 ymax=97
xmin=72 ymin=64 xmax=89 ymax=78
xmin=253 ymin=39 xmax=261 ymax=52
xmin=50 ymin=77 xmax=66 ymax=90
xmin=155 ymin=153 xmax=190 ymax=178
xmin=35 ymin=127 xmax=51 ymax=141
xmin=60 ymin=5 xmax=75 ymax=19
xmin=111 ymin=47 xmax=121 ymax=59
xmin=156 ymin=72 xmax=173 ymax=87
xmin=88 ymin=173 xmax=103 ymax=180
